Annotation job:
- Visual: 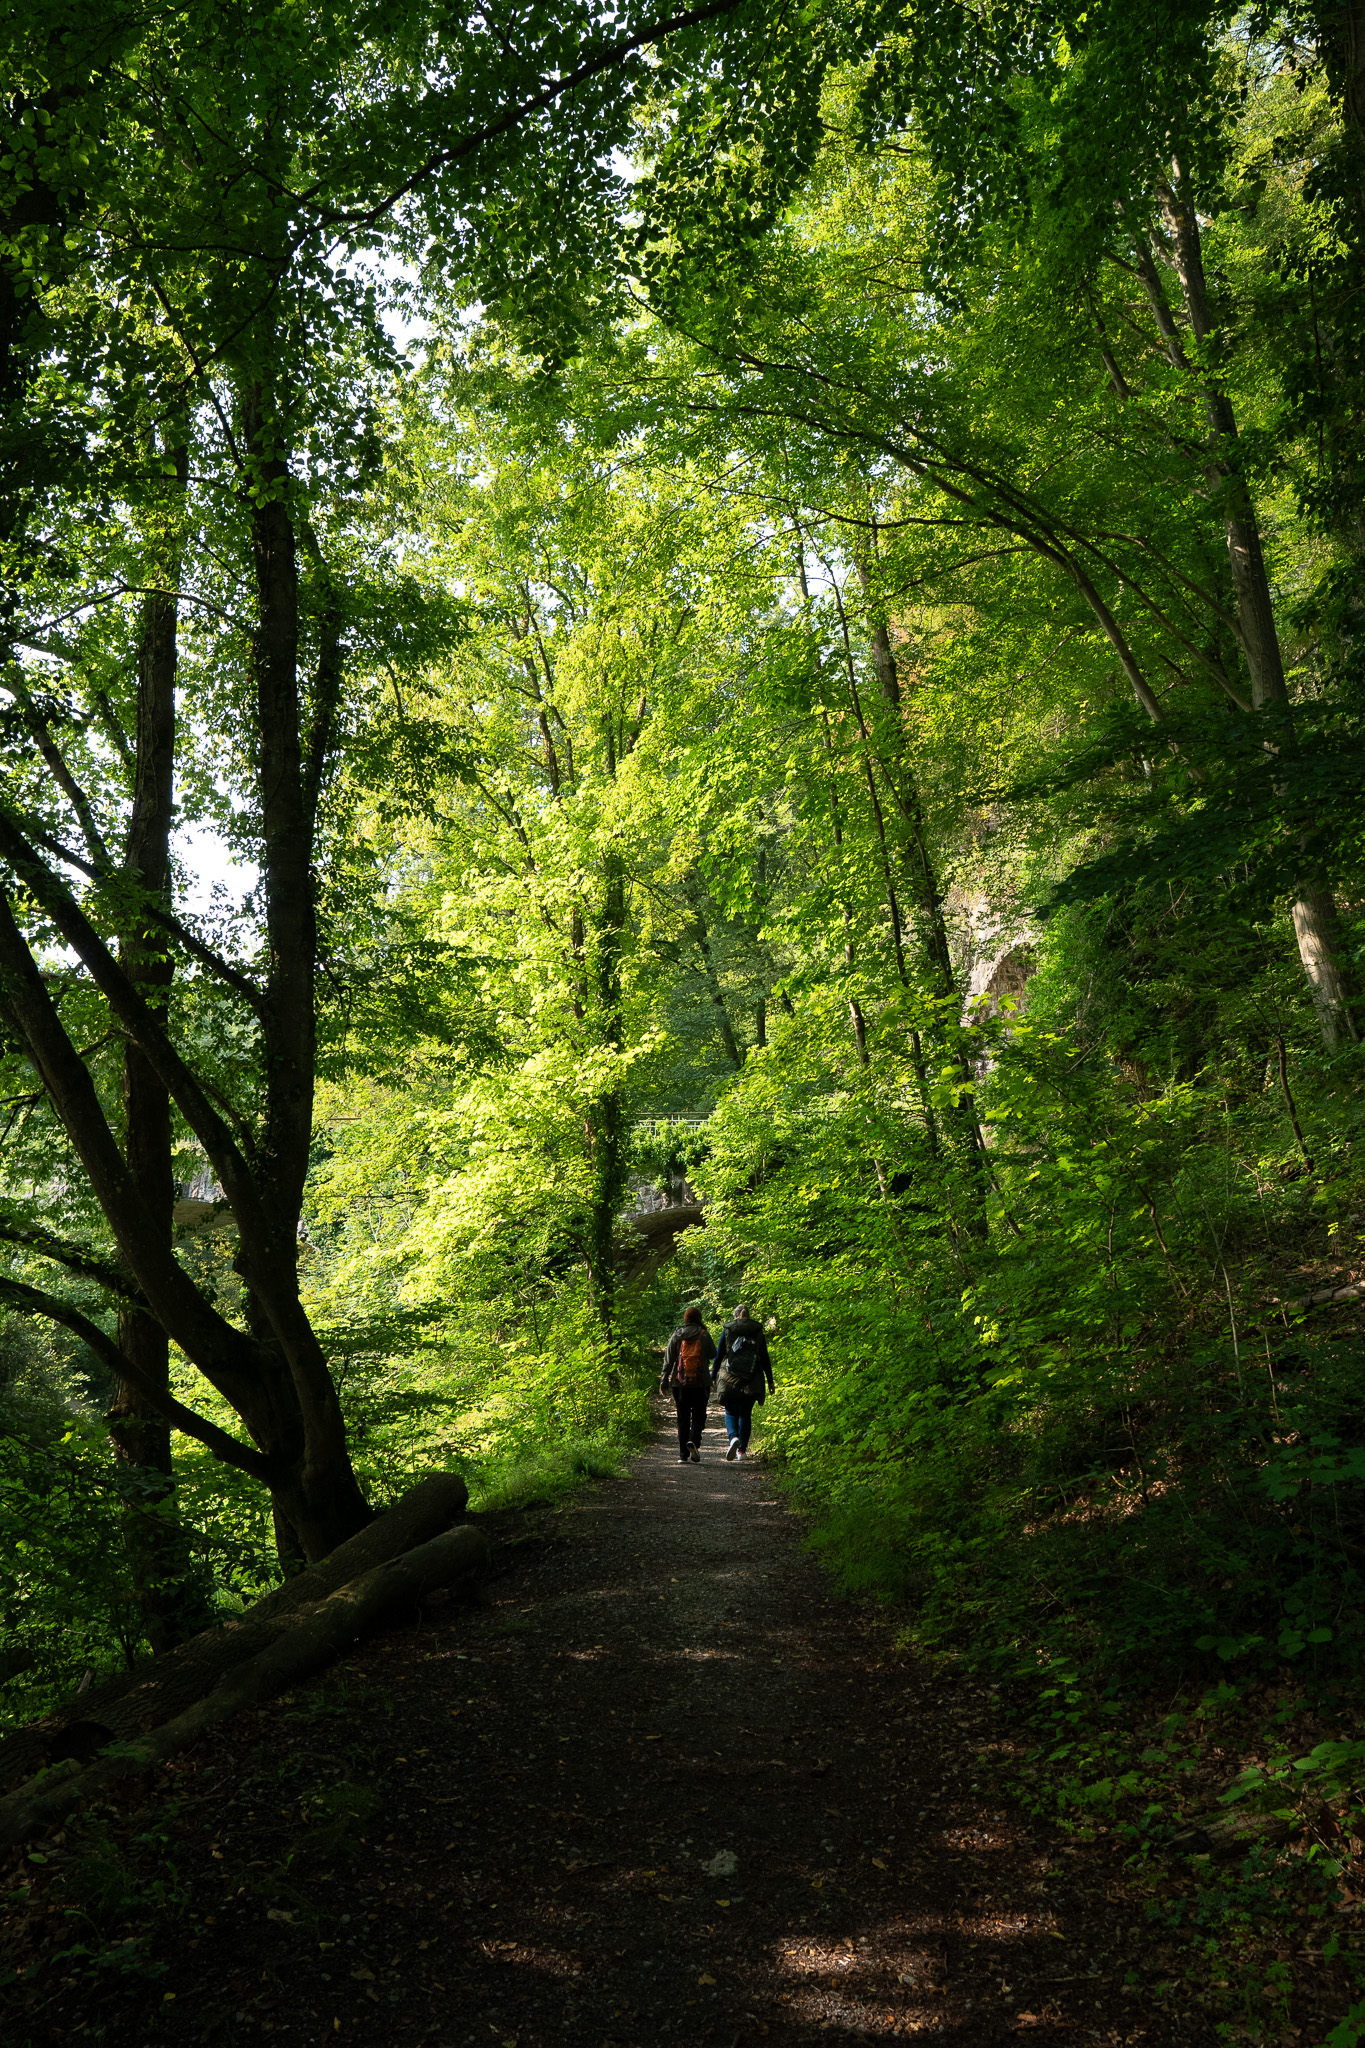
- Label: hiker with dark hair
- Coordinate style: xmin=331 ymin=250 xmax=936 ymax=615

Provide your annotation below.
xmin=660 ymin=1304 xmax=715 ymax=1464
xmin=711 ymin=1303 xmax=774 ymax=1462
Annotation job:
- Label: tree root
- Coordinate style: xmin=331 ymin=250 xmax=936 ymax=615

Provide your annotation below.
xmin=0 ymin=1520 xmax=488 ymax=1850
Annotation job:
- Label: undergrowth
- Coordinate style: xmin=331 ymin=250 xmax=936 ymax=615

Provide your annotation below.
xmin=465 ymin=1430 xmax=641 ymax=1515
xmin=692 ymin=894 xmax=1365 ymax=2042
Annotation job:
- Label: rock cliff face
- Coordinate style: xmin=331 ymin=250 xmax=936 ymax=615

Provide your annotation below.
xmin=173 ymin=1158 xmax=232 ymax=1233
xmin=971 ymin=943 xmax=1036 ymax=1012
xmin=953 ymin=892 xmax=1037 ymax=1016
xmin=624 ymin=1172 xmax=697 ymax=1216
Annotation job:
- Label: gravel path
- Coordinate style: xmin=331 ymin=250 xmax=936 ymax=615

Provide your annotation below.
xmin=3 ymin=1403 xmax=1204 ymax=2045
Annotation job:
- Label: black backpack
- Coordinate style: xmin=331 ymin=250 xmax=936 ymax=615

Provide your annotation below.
xmin=719 ymin=1322 xmax=763 ymax=1398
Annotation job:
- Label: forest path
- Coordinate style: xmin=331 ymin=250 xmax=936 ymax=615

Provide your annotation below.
xmin=10 ymin=1405 xmax=1200 ymax=2046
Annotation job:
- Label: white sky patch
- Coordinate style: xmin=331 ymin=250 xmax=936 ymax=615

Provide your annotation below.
xmin=174 ymin=820 xmax=258 ymax=921
xmin=373 ymin=250 xmax=434 ymax=353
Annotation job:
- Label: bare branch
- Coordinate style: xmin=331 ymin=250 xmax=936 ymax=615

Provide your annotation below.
xmin=2 ymin=669 xmax=113 ymax=868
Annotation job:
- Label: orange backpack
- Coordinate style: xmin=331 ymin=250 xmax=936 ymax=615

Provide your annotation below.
xmin=675 ymin=1332 xmax=707 ymax=1388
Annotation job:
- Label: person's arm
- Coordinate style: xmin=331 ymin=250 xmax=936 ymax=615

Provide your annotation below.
xmin=710 ymin=1327 xmax=726 ymax=1386
xmin=660 ymin=1331 xmax=679 ymax=1387
xmin=759 ymin=1330 xmax=775 ymax=1390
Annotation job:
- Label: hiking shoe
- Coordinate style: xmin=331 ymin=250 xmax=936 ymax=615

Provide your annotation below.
xmin=677 ymin=1453 xmax=690 ymax=1463
xmin=726 ymin=1439 xmax=740 ymax=1462
xmin=689 ymin=1443 xmax=700 ymax=1462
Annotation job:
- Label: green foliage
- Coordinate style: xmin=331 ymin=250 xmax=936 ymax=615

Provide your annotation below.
xmin=470 ymin=1438 xmax=634 ymax=1515
xmin=1326 ymin=2000 xmax=1365 ymax=2048
xmin=8 ymin=74 xmax=1365 ymax=2048
xmin=0 ymin=1322 xmax=149 ymax=1715
xmin=715 ymin=978 xmax=1365 ymax=1687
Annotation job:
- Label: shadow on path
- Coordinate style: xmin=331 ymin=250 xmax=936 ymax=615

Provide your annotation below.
xmin=3 ymin=1403 xmax=1206 ymax=2045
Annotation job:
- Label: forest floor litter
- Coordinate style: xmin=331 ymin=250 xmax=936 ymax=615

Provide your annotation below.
xmin=1 ymin=1404 xmax=1351 ymax=2046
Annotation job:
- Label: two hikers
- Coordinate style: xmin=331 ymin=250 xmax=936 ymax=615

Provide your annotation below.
xmin=711 ymin=1303 xmax=774 ymax=1461
xmin=660 ymin=1302 xmax=775 ymax=1463
xmin=660 ymin=1304 xmax=713 ymax=1462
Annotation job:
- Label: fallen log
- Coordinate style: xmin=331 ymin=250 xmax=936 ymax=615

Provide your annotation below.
xmin=0 ymin=1470 xmax=470 ymax=1792
xmin=1169 ymin=1805 xmax=1300 ymax=1860
xmin=0 ymin=1520 xmax=489 ymax=1851
xmin=248 ymin=1471 xmax=470 ymax=1622
xmin=1295 ymin=1282 xmax=1365 ymax=1312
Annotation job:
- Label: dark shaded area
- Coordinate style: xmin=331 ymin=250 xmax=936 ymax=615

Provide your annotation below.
xmin=6 ymin=1412 xmax=1344 ymax=2044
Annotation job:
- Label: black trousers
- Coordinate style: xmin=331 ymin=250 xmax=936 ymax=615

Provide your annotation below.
xmin=673 ymin=1384 xmax=708 ymax=1454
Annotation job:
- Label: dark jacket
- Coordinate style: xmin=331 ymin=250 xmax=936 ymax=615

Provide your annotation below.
xmin=712 ymin=1317 xmax=774 ymax=1398
xmin=661 ymin=1325 xmax=715 ymax=1391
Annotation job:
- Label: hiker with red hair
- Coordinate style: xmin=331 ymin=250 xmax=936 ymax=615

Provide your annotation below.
xmin=659 ymin=1304 xmax=715 ymax=1463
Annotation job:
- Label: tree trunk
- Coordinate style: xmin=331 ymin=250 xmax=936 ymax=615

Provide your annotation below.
xmin=686 ymin=870 xmax=745 ymax=1071
xmin=241 ymin=387 xmax=373 ymax=1554
xmin=1292 ymin=887 xmax=1360 ymax=1049
xmin=751 ymin=825 xmax=770 ymax=1050
xmin=1315 ymin=0 xmax=1365 ymax=161
xmin=587 ymin=850 xmax=629 ymax=1365
xmin=842 ymin=565 xmax=988 ymax=1198
xmin=1142 ymin=197 xmax=1360 ymax=1047
xmin=107 ymin=431 xmax=213 ymax=1651
xmin=853 ymin=562 xmax=961 ymax=1004
xmin=246 ymin=408 xmax=314 ymax=1234
xmin=802 ymin=535 xmax=945 ymax=1186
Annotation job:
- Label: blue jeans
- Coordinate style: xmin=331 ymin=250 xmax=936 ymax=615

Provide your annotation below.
xmin=723 ymin=1398 xmax=755 ymax=1451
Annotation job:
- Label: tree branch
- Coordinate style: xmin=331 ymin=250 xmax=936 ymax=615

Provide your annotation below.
xmin=0 ymin=814 xmax=268 ymax=1233
xmin=93 ymin=690 xmax=135 ymax=774
xmin=20 ymin=815 xmax=267 ymax=1014
xmin=0 ymin=1273 xmax=272 ymax=1477
xmin=0 ymin=1218 xmax=140 ymax=1300
xmin=2 ymin=669 xmax=113 ymax=868
xmin=297 ymin=0 xmax=750 ymax=233
xmin=0 ymin=883 xmax=269 ymax=1395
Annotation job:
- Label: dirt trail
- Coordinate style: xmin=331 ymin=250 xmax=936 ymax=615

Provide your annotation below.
xmin=4 ymin=1404 xmax=1202 ymax=2045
